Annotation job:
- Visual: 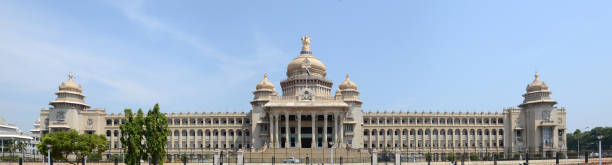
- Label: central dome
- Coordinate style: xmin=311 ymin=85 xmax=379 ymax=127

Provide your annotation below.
xmin=286 ymin=35 xmax=327 ymax=78
xmin=286 ymin=54 xmax=326 ymax=78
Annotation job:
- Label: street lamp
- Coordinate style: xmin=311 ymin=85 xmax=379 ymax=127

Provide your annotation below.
xmin=46 ymin=144 xmax=52 ymax=165
xmin=597 ymin=135 xmax=604 ymax=165
xmin=329 ymin=141 xmax=334 ymax=165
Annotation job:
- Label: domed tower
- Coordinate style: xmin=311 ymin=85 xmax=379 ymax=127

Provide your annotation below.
xmin=49 ymin=72 xmax=90 ymax=111
xmin=44 ymin=73 xmax=94 ymax=133
xmin=280 ymin=36 xmax=333 ymax=97
xmin=253 ymin=74 xmax=278 ymax=100
xmin=338 ymin=74 xmax=361 ymax=103
xmin=519 ymin=72 xmax=557 ymax=108
xmin=511 ymin=72 xmax=566 ymax=156
xmin=250 ymin=74 xmax=278 ymax=149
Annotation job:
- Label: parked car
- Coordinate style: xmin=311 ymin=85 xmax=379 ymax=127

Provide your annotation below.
xmin=283 ymin=157 xmax=300 ymax=163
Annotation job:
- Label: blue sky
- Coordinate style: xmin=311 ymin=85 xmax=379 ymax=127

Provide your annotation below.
xmin=1 ymin=0 xmax=611 ymax=132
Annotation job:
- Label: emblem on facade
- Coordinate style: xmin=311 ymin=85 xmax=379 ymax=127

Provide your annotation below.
xmin=57 ymin=111 xmax=65 ymax=121
xmin=542 ymin=110 xmax=551 ymax=121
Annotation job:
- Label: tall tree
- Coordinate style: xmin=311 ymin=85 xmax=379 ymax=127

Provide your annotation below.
xmin=120 ymin=108 xmax=146 ymax=165
xmin=144 ymin=104 xmax=170 ymax=165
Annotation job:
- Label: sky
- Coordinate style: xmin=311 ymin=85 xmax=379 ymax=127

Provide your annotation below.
xmin=0 ymin=0 xmax=611 ymax=132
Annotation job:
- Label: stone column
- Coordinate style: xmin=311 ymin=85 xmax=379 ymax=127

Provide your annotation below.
xmin=237 ymin=149 xmax=244 ymax=165
xmin=334 ymin=113 xmax=338 ymax=147
xmin=395 ymin=148 xmax=401 ymax=165
xmin=324 ymin=112 xmax=328 ymax=148
xmin=269 ymin=113 xmax=274 ymax=148
xmin=178 ymin=129 xmax=182 ymax=149
xmin=213 ymin=149 xmax=221 ymax=165
xmin=275 ymin=113 xmax=280 ymax=148
xmin=285 ymin=112 xmax=289 ymax=148
xmin=340 ymin=114 xmax=344 ymax=144
xmin=553 ymin=126 xmax=558 ymax=150
xmin=297 ymin=112 xmax=302 ymax=148
xmin=372 ymin=149 xmax=378 ymax=165
xmin=312 ymin=112 xmax=317 ymax=148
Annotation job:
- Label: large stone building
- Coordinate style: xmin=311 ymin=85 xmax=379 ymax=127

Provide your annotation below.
xmin=38 ymin=36 xmax=567 ymax=159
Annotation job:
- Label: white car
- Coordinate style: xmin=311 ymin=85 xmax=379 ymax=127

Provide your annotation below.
xmin=283 ymin=157 xmax=300 ymax=163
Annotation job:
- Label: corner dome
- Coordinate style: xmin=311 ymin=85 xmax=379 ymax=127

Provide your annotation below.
xmin=526 ymin=72 xmax=548 ymax=92
xmin=339 ymin=74 xmax=357 ymax=90
xmin=59 ymin=73 xmax=82 ymax=91
xmin=256 ymin=74 xmax=275 ymax=90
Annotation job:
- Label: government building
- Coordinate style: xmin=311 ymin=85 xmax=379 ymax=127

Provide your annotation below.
xmin=38 ymin=36 xmax=567 ymax=160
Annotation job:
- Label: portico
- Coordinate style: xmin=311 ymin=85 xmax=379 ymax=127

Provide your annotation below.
xmin=264 ymin=99 xmax=349 ymax=149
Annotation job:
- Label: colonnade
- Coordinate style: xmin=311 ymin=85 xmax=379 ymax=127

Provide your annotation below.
xmin=363 ymin=128 xmax=504 ymax=152
xmin=268 ymin=111 xmax=344 ymax=148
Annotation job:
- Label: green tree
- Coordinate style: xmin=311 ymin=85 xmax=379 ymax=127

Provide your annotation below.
xmin=425 ymin=152 xmax=432 ymax=162
xmin=37 ymin=130 xmax=108 ymax=164
xmin=74 ymin=134 xmax=108 ymax=163
xmin=7 ymin=141 xmax=15 ymax=159
xmin=447 ymin=152 xmax=456 ymax=162
xmin=469 ymin=152 xmax=479 ymax=161
xmin=144 ymin=104 xmax=170 ymax=165
xmin=120 ymin=108 xmax=146 ymax=165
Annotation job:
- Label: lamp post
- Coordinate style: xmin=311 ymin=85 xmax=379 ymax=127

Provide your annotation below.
xmin=597 ymin=135 xmax=603 ymax=165
xmin=329 ymin=141 xmax=334 ymax=165
xmin=46 ymin=144 xmax=52 ymax=165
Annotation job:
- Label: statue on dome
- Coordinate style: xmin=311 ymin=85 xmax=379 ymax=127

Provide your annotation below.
xmin=301 ymin=35 xmax=311 ymax=51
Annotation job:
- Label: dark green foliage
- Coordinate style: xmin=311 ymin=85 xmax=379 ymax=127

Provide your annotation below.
xmin=567 ymin=127 xmax=612 ymax=153
xmin=425 ymin=152 xmax=432 ymax=161
xmin=447 ymin=152 xmax=456 ymax=162
xmin=120 ymin=108 xmax=146 ymax=165
xmin=88 ymin=153 xmax=103 ymax=161
xmin=145 ymin=104 xmax=170 ymax=165
xmin=37 ymin=130 xmax=108 ymax=163
xmin=469 ymin=152 xmax=479 ymax=161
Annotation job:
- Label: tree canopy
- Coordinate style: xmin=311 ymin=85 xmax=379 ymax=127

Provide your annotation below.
xmin=120 ymin=104 xmax=170 ymax=165
xmin=145 ymin=104 xmax=170 ymax=165
xmin=567 ymin=127 xmax=612 ymax=152
xmin=37 ymin=130 xmax=108 ymax=163
xmin=120 ymin=108 xmax=146 ymax=165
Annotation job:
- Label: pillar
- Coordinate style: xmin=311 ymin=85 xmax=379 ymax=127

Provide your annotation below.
xmin=312 ymin=112 xmax=317 ymax=148
xmin=298 ymin=112 xmax=302 ymax=148
xmin=340 ymin=114 xmax=344 ymax=145
xmin=334 ymin=113 xmax=338 ymax=147
xmin=372 ymin=149 xmax=378 ymax=165
xmin=324 ymin=113 xmax=328 ymax=148
xmin=237 ymin=149 xmax=244 ymax=165
xmin=213 ymin=149 xmax=221 ymax=165
xmin=395 ymin=149 xmax=401 ymax=165
xmin=275 ymin=113 xmax=280 ymax=148
xmin=285 ymin=112 xmax=289 ymax=148
xmin=269 ymin=113 xmax=274 ymax=148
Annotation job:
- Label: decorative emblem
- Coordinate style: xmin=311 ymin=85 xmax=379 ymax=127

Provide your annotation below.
xmin=301 ymin=35 xmax=311 ymax=51
xmin=542 ymin=110 xmax=551 ymax=121
xmin=57 ymin=111 xmax=65 ymax=121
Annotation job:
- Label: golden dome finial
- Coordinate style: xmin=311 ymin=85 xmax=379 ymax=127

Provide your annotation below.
xmin=301 ymin=35 xmax=311 ymax=51
xmin=264 ymin=73 xmax=268 ymax=79
xmin=68 ymin=72 xmax=73 ymax=80
xmin=346 ymin=73 xmax=350 ymax=79
xmin=534 ymin=71 xmax=539 ymax=80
